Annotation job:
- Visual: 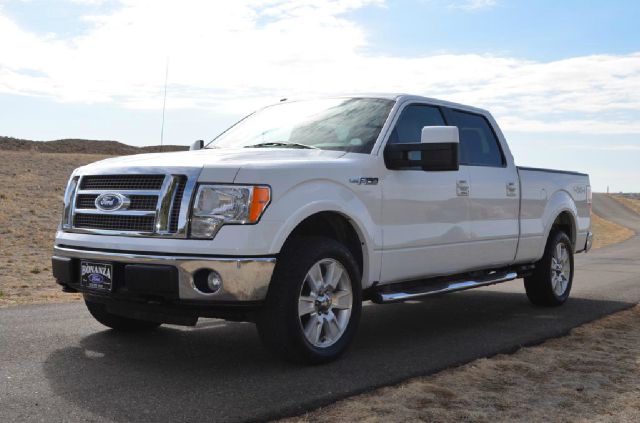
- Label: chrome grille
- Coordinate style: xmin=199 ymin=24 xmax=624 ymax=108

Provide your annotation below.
xmin=80 ymin=174 xmax=165 ymax=190
xmin=74 ymin=214 xmax=156 ymax=232
xmin=75 ymin=194 xmax=158 ymax=211
xmin=75 ymin=194 xmax=99 ymax=209
xmin=169 ymin=177 xmax=187 ymax=232
xmin=63 ymin=170 xmax=199 ymax=237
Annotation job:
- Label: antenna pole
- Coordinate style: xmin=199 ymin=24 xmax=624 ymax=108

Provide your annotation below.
xmin=160 ymin=57 xmax=169 ymax=152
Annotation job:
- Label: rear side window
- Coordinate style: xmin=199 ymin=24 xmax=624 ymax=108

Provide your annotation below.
xmin=388 ymin=105 xmax=446 ymax=144
xmin=446 ymin=110 xmax=504 ymax=167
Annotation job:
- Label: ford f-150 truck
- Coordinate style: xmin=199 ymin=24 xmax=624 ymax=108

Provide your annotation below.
xmin=52 ymin=94 xmax=592 ymax=363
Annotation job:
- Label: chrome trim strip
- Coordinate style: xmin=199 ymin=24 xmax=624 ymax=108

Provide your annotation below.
xmin=585 ymin=231 xmax=593 ymax=253
xmin=378 ymin=271 xmax=518 ymax=303
xmin=54 ymin=245 xmax=276 ymax=302
xmin=77 ymin=189 xmax=162 ymax=196
xmin=62 ymin=176 xmax=79 ymax=229
xmin=73 ymin=209 xmax=156 ymax=216
xmin=156 ymin=175 xmax=179 ymax=233
xmin=61 ymin=228 xmax=155 ymax=236
xmin=176 ymin=175 xmax=198 ymax=237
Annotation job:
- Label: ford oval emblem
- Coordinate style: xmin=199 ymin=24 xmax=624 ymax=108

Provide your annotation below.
xmin=88 ymin=273 xmax=105 ymax=283
xmin=95 ymin=193 xmax=127 ymax=212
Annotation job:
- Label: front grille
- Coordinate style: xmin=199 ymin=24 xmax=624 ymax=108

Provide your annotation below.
xmin=75 ymin=194 xmax=158 ymax=210
xmin=169 ymin=177 xmax=187 ymax=232
xmin=80 ymin=175 xmax=165 ymax=190
xmin=69 ymin=172 xmax=195 ymax=237
xmin=130 ymin=195 xmax=158 ymax=210
xmin=74 ymin=214 xmax=156 ymax=232
xmin=76 ymin=194 xmax=98 ymax=209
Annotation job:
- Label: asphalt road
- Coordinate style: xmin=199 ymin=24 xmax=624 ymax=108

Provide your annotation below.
xmin=2 ymin=194 xmax=640 ymax=423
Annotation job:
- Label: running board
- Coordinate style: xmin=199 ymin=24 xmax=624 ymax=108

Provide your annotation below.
xmin=374 ymin=271 xmax=519 ymax=303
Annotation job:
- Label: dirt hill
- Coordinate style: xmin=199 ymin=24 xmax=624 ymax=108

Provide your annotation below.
xmin=0 ymin=136 xmax=188 ymax=155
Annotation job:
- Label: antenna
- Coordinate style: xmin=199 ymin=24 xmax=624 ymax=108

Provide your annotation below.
xmin=160 ymin=57 xmax=169 ymax=152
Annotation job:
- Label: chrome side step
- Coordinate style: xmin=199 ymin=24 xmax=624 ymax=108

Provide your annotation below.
xmin=374 ymin=271 xmax=519 ymax=303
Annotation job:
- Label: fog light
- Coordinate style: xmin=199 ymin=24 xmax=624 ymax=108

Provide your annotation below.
xmin=193 ymin=269 xmax=223 ymax=294
xmin=207 ymin=271 xmax=222 ymax=292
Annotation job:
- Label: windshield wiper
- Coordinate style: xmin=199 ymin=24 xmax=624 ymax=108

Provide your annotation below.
xmin=244 ymin=142 xmax=319 ymax=149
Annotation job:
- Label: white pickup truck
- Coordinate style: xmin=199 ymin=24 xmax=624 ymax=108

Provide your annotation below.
xmin=52 ymin=94 xmax=592 ymax=363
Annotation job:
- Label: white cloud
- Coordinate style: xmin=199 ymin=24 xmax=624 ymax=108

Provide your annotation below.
xmin=0 ymin=0 xmax=639 ymax=135
xmin=448 ymin=0 xmax=497 ymax=11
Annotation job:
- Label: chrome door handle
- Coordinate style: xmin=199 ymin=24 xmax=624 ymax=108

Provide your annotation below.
xmin=506 ymin=182 xmax=518 ymax=197
xmin=456 ymin=180 xmax=469 ymax=197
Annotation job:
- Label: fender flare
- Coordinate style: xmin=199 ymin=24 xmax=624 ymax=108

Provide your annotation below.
xmin=267 ymin=180 xmax=380 ymax=287
xmin=538 ymin=189 xmax=578 ymax=258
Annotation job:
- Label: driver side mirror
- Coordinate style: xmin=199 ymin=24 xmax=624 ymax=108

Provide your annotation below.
xmin=384 ymin=126 xmax=459 ymax=171
xmin=190 ymin=140 xmax=204 ymax=151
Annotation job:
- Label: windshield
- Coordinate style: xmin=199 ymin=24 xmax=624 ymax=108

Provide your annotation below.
xmin=208 ymin=98 xmax=395 ymax=153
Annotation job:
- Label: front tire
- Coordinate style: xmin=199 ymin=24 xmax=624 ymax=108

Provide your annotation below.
xmin=85 ymin=300 xmax=161 ymax=331
xmin=524 ymin=230 xmax=574 ymax=306
xmin=257 ymin=236 xmax=362 ymax=364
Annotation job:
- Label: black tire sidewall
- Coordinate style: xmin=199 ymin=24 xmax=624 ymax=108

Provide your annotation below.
xmin=546 ymin=231 xmax=574 ymax=302
xmin=525 ymin=230 xmax=574 ymax=306
xmin=260 ymin=236 xmax=362 ymax=363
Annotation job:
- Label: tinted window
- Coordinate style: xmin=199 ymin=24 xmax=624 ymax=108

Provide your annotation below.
xmin=388 ymin=105 xmax=445 ymax=144
xmin=447 ymin=110 xmax=503 ymax=167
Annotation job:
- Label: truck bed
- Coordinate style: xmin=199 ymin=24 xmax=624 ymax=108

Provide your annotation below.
xmin=516 ymin=166 xmax=591 ymax=263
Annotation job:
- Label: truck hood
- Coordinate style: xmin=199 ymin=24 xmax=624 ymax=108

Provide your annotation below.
xmin=77 ymin=148 xmax=348 ymax=181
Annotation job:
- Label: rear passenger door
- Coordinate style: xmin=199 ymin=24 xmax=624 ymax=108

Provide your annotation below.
xmin=443 ymin=108 xmax=520 ymax=269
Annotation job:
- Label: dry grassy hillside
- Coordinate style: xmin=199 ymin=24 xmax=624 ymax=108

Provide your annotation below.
xmin=613 ymin=194 xmax=640 ymax=215
xmin=0 ymin=135 xmax=188 ymax=155
xmin=0 ymin=151 xmax=111 ymax=304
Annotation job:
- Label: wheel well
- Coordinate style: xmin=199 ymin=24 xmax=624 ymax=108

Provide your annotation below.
xmin=282 ymin=212 xmax=364 ymax=275
xmin=551 ymin=211 xmax=575 ymax=247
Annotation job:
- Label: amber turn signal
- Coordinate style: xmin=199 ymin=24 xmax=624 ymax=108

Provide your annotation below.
xmin=249 ymin=186 xmax=271 ymax=222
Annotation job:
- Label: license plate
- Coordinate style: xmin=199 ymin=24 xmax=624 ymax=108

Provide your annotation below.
xmin=80 ymin=261 xmax=113 ymax=292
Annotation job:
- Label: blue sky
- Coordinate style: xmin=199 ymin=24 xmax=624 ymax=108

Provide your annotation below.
xmin=0 ymin=0 xmax=639 ymax=191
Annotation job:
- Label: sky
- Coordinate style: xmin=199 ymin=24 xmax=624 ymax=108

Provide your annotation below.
xmin=0 ymin=0 xmax=639 ymax=192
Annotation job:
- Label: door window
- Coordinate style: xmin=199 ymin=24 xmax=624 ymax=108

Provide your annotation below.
xmin=388 ymin=105 xmax=446 ymax=144
xmin=446 ymin=110 xmax=504 ymax=167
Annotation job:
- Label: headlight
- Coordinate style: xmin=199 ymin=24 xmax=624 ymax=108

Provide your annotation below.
xmin=190 ymin=185 xmax=271 ymax=239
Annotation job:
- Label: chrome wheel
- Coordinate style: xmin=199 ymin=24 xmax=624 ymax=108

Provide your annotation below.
xmin=551 ymin=242 xmax=571 ymax=296
xmin=298 ymin=258 xmax=353 ymax=348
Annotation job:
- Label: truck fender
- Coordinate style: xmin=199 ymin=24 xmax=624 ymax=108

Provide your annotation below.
xmin=267 ymin=179 xmax=379 ymax=287
xmin=537 ymin=189 xmax=578 ymax=258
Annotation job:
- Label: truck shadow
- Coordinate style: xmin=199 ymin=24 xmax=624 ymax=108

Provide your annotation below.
xmin=43 ymin=290 xmax=635 ymax=422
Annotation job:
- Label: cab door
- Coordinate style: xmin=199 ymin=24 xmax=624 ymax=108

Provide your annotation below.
xmin=443 ymin=108 xmax=520 ymax=269
xmin=380 ymin=103 xmax=471 ymax=283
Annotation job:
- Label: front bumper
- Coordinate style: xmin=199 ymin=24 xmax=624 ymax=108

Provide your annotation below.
xmin=52 ymin=245 xmax=276 ymax=302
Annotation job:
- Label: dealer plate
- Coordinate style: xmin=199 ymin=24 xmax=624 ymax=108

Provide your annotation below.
xmin=80 ymin=261 xmax=113 ymax=292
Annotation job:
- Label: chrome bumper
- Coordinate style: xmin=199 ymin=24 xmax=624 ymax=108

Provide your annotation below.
xmin=53 ymin=245 xmax=276 ymax=302
xmin=585 ymin=231 xmax=594 ymax=252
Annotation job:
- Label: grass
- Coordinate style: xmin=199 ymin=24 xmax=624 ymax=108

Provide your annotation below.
xmin=612 ymin=195 xmax=640 ymax=215
xmin=281 ymin=306 xmax=640 ymax=423
xmin=0 ymin=151 xmax=111 ymax=306
xmin=590 ymin=212 xmax=634 ymax=249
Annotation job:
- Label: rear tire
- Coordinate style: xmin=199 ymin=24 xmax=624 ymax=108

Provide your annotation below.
xmin=85 ymin=300 xmax=161 ymax=331
xmin=524 ymin=230 xmax=574 ymax=306
xmin=256 ymin=236 xmax=362 ymax=364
